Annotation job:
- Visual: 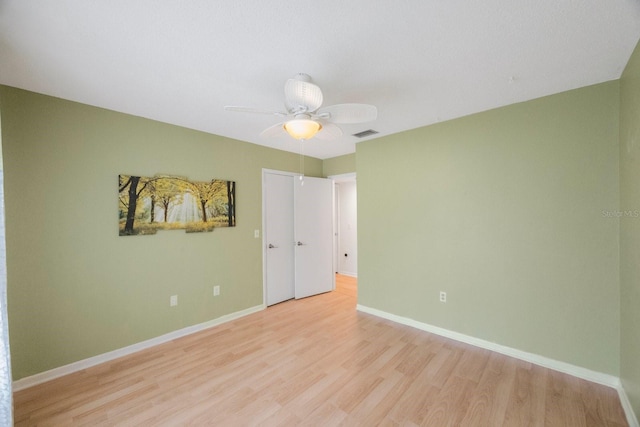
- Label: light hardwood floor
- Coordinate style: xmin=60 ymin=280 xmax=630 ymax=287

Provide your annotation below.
xmin=14 ymin=275 xmax=628 ymax=426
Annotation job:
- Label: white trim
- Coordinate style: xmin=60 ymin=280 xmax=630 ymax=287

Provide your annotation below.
xmin=13 ymin=304 xmax=265 ymax=392
xmin=327 ymin=172 xmax=356 ymax=183
xmin=618 ymin=384 xmax=640 ymax=427
xmin=356 ymin=304 xmax=619 ymax=387
xmin=261 ymin=168 xmax=301 ymax=178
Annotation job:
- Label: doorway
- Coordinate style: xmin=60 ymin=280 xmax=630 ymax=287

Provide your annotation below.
xmin=331 ymin=173 xmax=358 ymax=277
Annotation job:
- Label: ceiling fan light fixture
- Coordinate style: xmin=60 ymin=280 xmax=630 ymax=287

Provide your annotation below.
xmin=284 ymin=119 xmax=322 ymax=140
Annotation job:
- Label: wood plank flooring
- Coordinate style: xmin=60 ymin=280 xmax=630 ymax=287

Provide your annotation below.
xmin=14 ymin=275 xmax=628 ymax=426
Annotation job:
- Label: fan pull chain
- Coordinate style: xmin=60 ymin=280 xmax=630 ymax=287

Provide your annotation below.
xmin=299 ymin=139 xmax=305 ymax=186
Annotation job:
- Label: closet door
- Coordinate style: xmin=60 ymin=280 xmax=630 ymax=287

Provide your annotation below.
xmin=294 ymin=176 xmax=334 ymax=299
xmin=264 ymin=172 xmax=334 ymax=305
xmin=264 ymin=173 xmax=295 ymax=306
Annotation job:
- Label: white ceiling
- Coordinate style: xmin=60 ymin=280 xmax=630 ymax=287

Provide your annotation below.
xmin=1 ymin=1 xmax=639 ymax=160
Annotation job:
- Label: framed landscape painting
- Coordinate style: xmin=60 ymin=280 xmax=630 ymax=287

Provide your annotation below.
xmin=118 ymin=174 xmax=236 ymax=236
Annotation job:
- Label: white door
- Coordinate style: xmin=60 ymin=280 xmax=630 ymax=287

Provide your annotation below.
xmin=264 ymin=173 xmax=295 ymax=306
xmin=294 ymin=176 xmax=335 ymax=299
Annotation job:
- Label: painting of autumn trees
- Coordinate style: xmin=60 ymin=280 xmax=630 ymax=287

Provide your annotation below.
xmin=119 ymin=174 xmax=236 ymax=235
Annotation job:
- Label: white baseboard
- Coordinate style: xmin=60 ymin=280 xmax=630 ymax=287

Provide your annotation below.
xmin=357 ymin=304 xmax=640 ymax=426
xmin=618 ymin=383 xmax=640 ymax=427
xmin=13 ymin=304 xmax=265 ymax=392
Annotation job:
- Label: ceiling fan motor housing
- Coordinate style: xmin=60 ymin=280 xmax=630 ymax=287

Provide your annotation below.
xmin=225 ymin=73 xmax=377 ymax=141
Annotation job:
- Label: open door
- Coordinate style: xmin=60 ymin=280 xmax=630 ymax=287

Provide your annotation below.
xmin=294 ymin=176 xmax=335 ymax=299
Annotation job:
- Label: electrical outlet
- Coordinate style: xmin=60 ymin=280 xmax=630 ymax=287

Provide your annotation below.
xmin=439 ymin=291 xmax=447 ymax=303
xmin=213 ymin=285 xmax=220 ymax=297
xmin=170 ymin=295 xmax=178 ymax=306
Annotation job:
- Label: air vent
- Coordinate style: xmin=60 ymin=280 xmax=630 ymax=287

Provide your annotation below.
xmin=352 ymin=129 xmax=379 ymax=139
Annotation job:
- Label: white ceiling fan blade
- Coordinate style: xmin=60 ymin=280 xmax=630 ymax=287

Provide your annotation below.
xmin=260 ymin=122 xmax=286 ymax=138
xmin=224 ymin=106 xmax=287 ymax=117
xmin=316 ymin=103 xmax=377 ymax=124
xmin=314 ymin=122 xmax=343 ymax=141
xmin=284 ymin=79 xmax=323 ymax=113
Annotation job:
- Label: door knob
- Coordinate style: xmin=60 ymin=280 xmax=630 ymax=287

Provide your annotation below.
xmin=297 ymin=241 xmax=304 ymax=246
xmin=268 ymin=243 xmax=277 ymax=249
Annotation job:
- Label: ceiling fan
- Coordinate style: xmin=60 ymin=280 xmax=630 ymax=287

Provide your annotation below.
xmin=224 ymin=73 xmax=377 ymax=141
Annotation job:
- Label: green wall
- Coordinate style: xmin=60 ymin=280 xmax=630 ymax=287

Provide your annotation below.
xmin=620 ymin=39 xmax=640 ymax=417
xmin=322 ymin=153 xmax=355 ymax=177
xmin=357 ymin=81 xmax=621 ymax=375
xmin=0 ymin=86 xmax=322 ymax=380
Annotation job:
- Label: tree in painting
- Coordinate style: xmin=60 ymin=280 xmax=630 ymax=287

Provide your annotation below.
xmin=118 ymin=174 xmax=236 ymax=236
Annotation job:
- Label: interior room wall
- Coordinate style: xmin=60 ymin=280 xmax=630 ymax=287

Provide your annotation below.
xmin=0 ymin=86 xmax=323 ymax=380
xmin=357 ymin=81 xmax=621 ymax=375
xmin=620 ymin=38 xmax=640 ymax=417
